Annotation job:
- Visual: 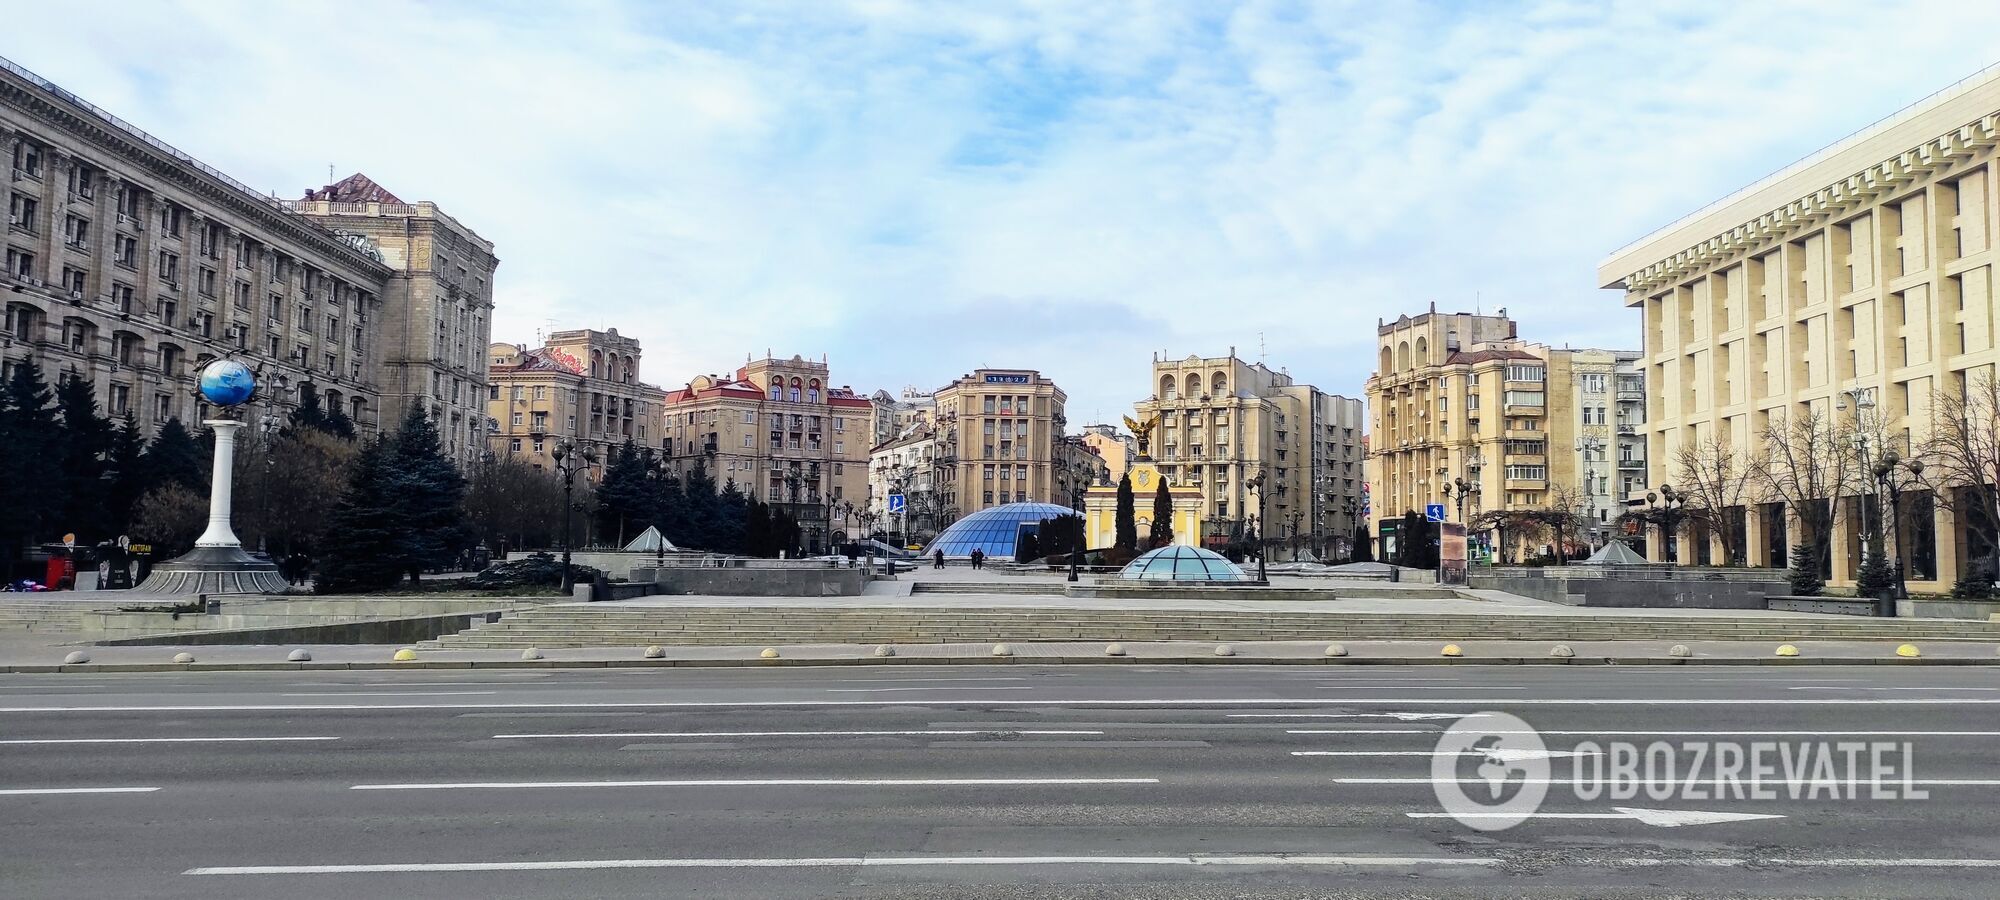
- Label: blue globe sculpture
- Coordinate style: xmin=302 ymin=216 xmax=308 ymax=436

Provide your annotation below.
xmin=197 ymin=359 xmax=256 ymax=407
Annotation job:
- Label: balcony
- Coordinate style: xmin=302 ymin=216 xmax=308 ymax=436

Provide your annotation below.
xmin=1617 ymin=389 xmax=1645 ymax=401
xmin=1504 ymin=477 xmax=1548 ymax=490
xmin=1502 ymin=405 xmax=1544 ymax=418
xmin=1615 ymin=423 xmax=1637 ymax=435
xmin=1618 ymin=457 xmax=1646 ymax=470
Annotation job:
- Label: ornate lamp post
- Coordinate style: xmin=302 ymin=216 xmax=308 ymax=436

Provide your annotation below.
xmin=1644 ymin=484 xmax=1685 ymax=563
xmin=550 ymin=439 xmax=597 ymax=593
xmin=1067 ymin=482 xmax=1085 ymax=583
xmin=1246 ymin=469 xmax=1268 ymax=582
xmin=1874 ymin=450 xmax=1925 ymax=609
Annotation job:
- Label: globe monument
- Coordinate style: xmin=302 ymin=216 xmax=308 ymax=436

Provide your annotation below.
xmin=134 ymin=359 xmax=290 ymax=594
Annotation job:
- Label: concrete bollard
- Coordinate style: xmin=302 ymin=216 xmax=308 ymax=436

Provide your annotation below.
xmin=1668 ymin=644 xmax=1693 ymax=658
xmin=172 ymin=652 xmax=196 ymax=664
xmin=1440 ymin=644 xmax=1463 ymax=658
xmin=1776 ymin=644 xmax=1800 ymax=657
xmin=1324 ymin=643 xmax=1348 ymax=657
xmin=1214 ymin=644 xmax=1235 ymax=657
xmin=520 ymin=648 xmax=543 ymax=661
xmin=1104 ymin=643 xmax=1125 ymax=656
xmin=393 ymin=647 xmax=419 ymax=662
xmin=62 ymin=651 xmax=89 ymax=665
xmin=644 ymin=645 xmax=666 ymax=659
xmin=1896 ymin=643 xmax=1922 ymax=658
xmin=992 ymin=643 xmax=1013 ymax=657
xmin=1549 ymin=644 xmax=1574 ymax=659
xmin=760 ymin=648 xmax=780 ymax=659
xmin=873 ymin=645 xmax=895 ymax=658
xmin=287 ymin=649 xmax=312 ymax=662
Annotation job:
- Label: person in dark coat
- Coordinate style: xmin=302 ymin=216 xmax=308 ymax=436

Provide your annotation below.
xmin=934 ymin=549 xmax=945 ymax=569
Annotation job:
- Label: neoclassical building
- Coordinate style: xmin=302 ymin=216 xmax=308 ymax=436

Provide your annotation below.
xmin=1599 ymin=63 xmax=2000 ymax=591
xmin=486 ymin=328 xmax=663 ymax=479
xmin=0 ymin=55 xmax=493 ymax=459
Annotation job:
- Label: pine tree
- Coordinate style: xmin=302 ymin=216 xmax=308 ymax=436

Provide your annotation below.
xmin=384 ymin=405 xmax=470 ymax=581
xmin=1148 ymin=479 xmax=1174 ymax=549
xmin=713 ymin=479 xmax=749 ymax=553
xmin=745 ymin=499 xmax=773 ymax=557
xmin=1349 ymin=524 xmax=1373 ymax=563
xmin=1114 ymin=473 xmax=1138 ymax=552
xmin=321 ymin=403 xmax=358 ymax=441
xmin=1398 ymin=510 xmax=1423 ymax=567
xmin=0 ymin=360 xmax=67 ymax=565
xmin=144 ymin=418 xmax=209 ymax=493
xmin=54 ymin=374 xmax=114 ymax=543
xmin=314 ymin=437 xmax=405 ymax=592
xmin=287 ymin=385 xmax=330 ymax=435
xmin=106 ymin=416 xmax=147 ymax=540
xmin=1788 ymin=544 xmax=1826 ymax=596
xmin=682 ymin=459 xmax=721 ymax=546
xmin=594 ymin=440 xmax=655 ymax=546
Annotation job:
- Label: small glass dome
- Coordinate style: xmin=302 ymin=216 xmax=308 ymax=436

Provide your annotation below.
xmin=1118 ymin=545 xmax=1253 ymax=582
xmin=925 ymin=502 xmax=1080 ymax=559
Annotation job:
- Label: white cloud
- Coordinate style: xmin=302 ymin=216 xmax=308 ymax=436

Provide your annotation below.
xmin=8 ymin=0 xmax=2000 ymax=423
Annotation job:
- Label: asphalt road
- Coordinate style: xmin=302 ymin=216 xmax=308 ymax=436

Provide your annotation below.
xmin=2 ymin=664 xmax=1999 ymax=898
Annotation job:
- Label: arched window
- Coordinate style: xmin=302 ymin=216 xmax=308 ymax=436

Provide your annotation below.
xmin=808 ymin=379 xmax=821 ymax=403
xmin=1160 ymin=375 xmax=1176 ymax=400
xmin=623 ymin=358 xmax=635 ymax=384
xmin=1379 ymin=345 xmax=1393 ymax=374
xmin=769 ymin=380 xmax=782 ymax=401
xmin=789 ymin=377 xmax=801 ymax=403
xmin=1211 ymin=372 xmax=1227 ymax=397
xmin=590 ymin=350 xmax=604 ymax=379
xmin=1414 ymin=336 xmax=1429 ymax=366
xmin=1184 ymin=373 xmax=1200 ymax=399
xmin=1396 ymin=341 xmax=1411 ymax=372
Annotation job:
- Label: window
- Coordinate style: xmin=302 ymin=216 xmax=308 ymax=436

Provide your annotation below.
xmin=742 ymin=433 xmax=753 ymax=448
xmin=832 ymin=417 xmax=843 ymax=432
xmin=1504 ymin=364 xmax=1546 ymax=382
xmin=509 ymin=438 xmax=522 ymax=452
xmin=743 ymin=410 xmax=756 ymax=425
xmin=114 ymin=234 xmax=136 ymax=266
xmin=489 ymin=384 xmax=500 ymax=401
xmin=1580 ymin=373 xmax=1607 ymax=393
xmin=158 ymin=251 xmax=179 ymax=283
xmin=109 ymin=383 xmax=129 ymax=415
xmin=62 ymin=266 xmax=84 ymax=295
xmin=297 ymin=305 xmax=313 ymax=333
xmin=1502 ymin=390 xmax=1545 ymax=407
xmin=8 ymin=194 xmax=37 ymax=231
xmin=532 ymin=412 xmax=548 ymax=430
xmin=234 ymin=282 xmax=250 ymax=310
xmin=197 ymin=267 xmax=216 ymax=296
xmin=159 ymin=204 xmax=183 ymax=237
xmin=6 ymin=247 xmax=33 ymax=277
xmin=12 ymin=141 xmax=43 ymax=178
xmin=1505 ymin=464 xmax=1547 ymax=480
xmin=62 ymin=215 xmax=87 ymax=248
xmin=535 ymin=386 xmax=547 ymax=401
xmin=111 ymin=283 xmax=133 ymax=313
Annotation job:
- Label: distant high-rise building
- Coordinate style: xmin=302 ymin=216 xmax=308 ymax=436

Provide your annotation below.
xmin=929 ymin=369 xmax=1068 ymax=513
xmin=485 ymin=328 xmax=662 ymax=479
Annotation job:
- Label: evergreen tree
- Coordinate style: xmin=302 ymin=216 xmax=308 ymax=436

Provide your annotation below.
xmin=384 ymin=405 xmax=471 ymax=581
xmin=143 ymin=418 xmax=208 ymax=492
xmin=314 ymin=437 xmax=405 ymax=592
xmin=1114 ymin=473 xmax=1138 ymax=552
xmin=593 ymin=440 xmax=655 ymax=546
xmin=321 ymin=403 xmax=358 ymax=441
xmin=682 ymin=459 xmax=721 ymax=545
xmin=745 ymin=499 xmax=773 ymax=557
xmin=655 ymin=468 xmax=689 ymax=547
xmin=1397 ymin=510 xmax=1423 ymax=568
xmin=773 ymin=507 xmax=800 ymax=556
xmin=54 ymin=374 xmax=114 ymax=543
xmin=105 ymin=416 xmax=147 ymax=539
xmin=287 ymin=385 xmax=330 ymax=435
xmin=0 ymin=361 xmax=67 ymax=566
xmin=1349 ymin=523 xmax=1373 ymax=563
xmin=713 ymin=479 xmax=749 ymax=554
xmin=1788 ymin=543 xmax=1826 ymax=596
xmin=1149 ymin=479 xmax=1174 ymax=548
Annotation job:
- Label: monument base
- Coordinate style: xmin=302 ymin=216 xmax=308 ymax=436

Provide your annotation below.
xmin=135 ymin=545 xmax=290 ymax=595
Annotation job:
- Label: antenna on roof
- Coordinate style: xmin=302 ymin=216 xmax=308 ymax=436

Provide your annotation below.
xmin=1258 ymin=332 xmax=1266 ymax=365
xmin=1475 ymin=291 xmax=1480 ymax=315
xmin=327 ymin=164 xmax=334 ymax=183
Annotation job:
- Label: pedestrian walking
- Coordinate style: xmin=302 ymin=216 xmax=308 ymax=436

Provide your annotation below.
xmin=971 ymin=549 xmax=985 ymax=570
xmin=934 ymin=549 xmax=945 ymax=569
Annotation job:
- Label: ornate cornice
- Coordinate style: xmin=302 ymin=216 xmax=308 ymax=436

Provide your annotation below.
xmin=0 ymin=75 xmax=391 ymax=281
xmin=1620 ymin=112 xmax=2000 ymax=295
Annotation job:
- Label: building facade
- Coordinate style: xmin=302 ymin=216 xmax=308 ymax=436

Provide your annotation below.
xmin=0 ymin=56 xmax=496 ymax=452
xmin=1131 ymin=352 xmax=1365 ymax=559
xmin=1598 ymin=64 xmax=2000 ymax=590
xmin=285 ymin=174 xmax=497 ymax=464
xmin=1078 ymin=423 xmax=1136 ymax=486
xmin=1366 ymin=307 xmax=1638 ymax=561
xmin=486 ymin=328 xmax=663 ymax=478
xmin=866 ymin=424 xmax=953 ymax=544
xmin=929 ymin=369 xmax=1068 ymax=514
xmin=661 ymin=354 xmax=873 ymax=554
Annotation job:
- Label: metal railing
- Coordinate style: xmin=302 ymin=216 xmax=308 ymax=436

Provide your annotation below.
xmin=1484 ymin=565 xmax=1786 ymax=583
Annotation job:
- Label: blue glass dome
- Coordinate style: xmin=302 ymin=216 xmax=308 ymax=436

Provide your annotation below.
xmin=926 ymin=502 xmax=1079 ymax=559
xmin=1119 ymin=545 xmax=1252 ymax=582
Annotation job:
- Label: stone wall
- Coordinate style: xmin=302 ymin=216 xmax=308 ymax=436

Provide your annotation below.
xmin=633 ymin=566 xmax=867 ymax=597
xmin=1469 ymin=570 xmax=1783 ymax=609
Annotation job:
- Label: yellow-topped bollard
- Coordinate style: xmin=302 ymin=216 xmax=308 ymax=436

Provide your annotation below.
xmin=392 ymin=648 xmax=419 ymax=662
xmin=1775 ymin=644 xmax=1800 ymax=657
xmin=1441 ymin=644 xmax=1463 ymax=658
xmin=1896 ymin=643 xmax=1922 ymax=658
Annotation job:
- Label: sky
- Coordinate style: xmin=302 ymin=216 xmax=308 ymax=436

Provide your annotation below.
xmin=8 ymin=0 xmax=2000 ymax=429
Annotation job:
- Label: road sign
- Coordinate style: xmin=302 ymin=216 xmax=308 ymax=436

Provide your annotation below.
xmin=887 ymin=493 xmax=906 ymax=514
xmin=1425 ymin=503 xmax=1446 ymax=523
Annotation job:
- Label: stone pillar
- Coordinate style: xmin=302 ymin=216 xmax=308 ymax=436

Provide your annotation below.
xmin=194 ymin=419 xmax=244 ymax=549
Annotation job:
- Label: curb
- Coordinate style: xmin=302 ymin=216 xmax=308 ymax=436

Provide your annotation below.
xmin=2 ymin=655 xmax=1993 ymax=674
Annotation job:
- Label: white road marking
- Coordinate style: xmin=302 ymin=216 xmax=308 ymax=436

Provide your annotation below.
xmin=0 ymin=786 xmax=160 ymax=795
xmin=351 ymin=777 xmax=1160 ymax=791
xmin=1295 ymin=749 xmax=1597 ymax=759
xmin=184 ymin=853 xmax=1497 ymax=875
xmin=824 ymin=687 xmax=1035 ymax=693
xmin=288 ymin=681 xmax=564 ymax=688
xmin=1291 ymin=729 xmax=2000 ymax=737
xmin=1315 ymin=686 xmax=1523 ymax=691
xmin=1406 ymin=807 xmax=1784 ymax=827
xmin=823 ymin=677 xmax=1027 ymax=683
xmin=0 ymin=736 xmax=338 ymax=745
xmin=1339 ymin=777 xmax=2000 ymax=786
xmin=492 ymin=730 xmax=1104 ymax=739
xmin=1789 ymin=686 xmax=2000 ymax=692
xmin=276 ymin=691 xmax=499 ymax=697
xmin=15 ymin=697 xmax=2000 ymax=713
xmin=1233 ymin=713 xmax=1481 ymax=720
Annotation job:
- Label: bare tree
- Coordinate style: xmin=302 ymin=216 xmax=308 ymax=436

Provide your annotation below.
xmin=1471 ymin=508 xmax=1547 ymax=564
xmin=235 ymin=428 xmax=358 ymax=556
xmin=1536 ymin=480 xmax=1592 ymax=561
xmin=1916 ymin=370 xmax=2000 ymax=587
xmin=131 ymin=483 xmax=208 ymax=558
xmin=1753 ymin=407 xmax=1857 ymax=577
xmin=1674 ymin=433 xmax=1758 ymax=566
xmin=465 ymin=457 xmax=568 ymax=553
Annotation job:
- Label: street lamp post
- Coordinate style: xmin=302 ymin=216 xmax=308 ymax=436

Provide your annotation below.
xmin=1576 ymin=435 xmax=1604 ymax=552
xmin=1067 ymin=483 xmax=1085 ymax=583
xmin=550 ymin=439 xmax=597 ymax=594
xmin=1246 ymin=470 xmax=1268 ymax=582
xmin=1874 ymin=450 xmax=1925 ymax=611
xmin=1645 ymin=484 xmax=1684 ymax=563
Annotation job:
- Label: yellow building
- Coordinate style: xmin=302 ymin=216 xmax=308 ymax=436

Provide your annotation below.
xmin=1598 ymin=65 xmax=2000 ymax=590
xmin=1083 ymin=457 xmax=1203 ymax=551
xmin=485 ymin=328 xmax=662 ymax=479
xmin=1366 ymin=307 xmax=1638 ymax=561
xmin=930 ymin=369 xmax=1068 ymax=513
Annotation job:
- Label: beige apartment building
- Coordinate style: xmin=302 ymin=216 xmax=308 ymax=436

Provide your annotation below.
xmin=1132 ymin=352 xmax=1365 ymax=559
xmin=1078 ymin=423 xmax=1136 ymax=486
xmin=1599 ymin=64 xmax=2000 ymax=590
xmin=0 ymin=55 xmax=492 ymax=456
xmin=662 ymin=354 xmax=873 ymax=554
xmin=486 ymin=328 xmax=663 ymax=478
xmin=1367 ymin=308 xmax=1638 ymax=560
xmin=930 ymin=369 xmax=1068 ymax=513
